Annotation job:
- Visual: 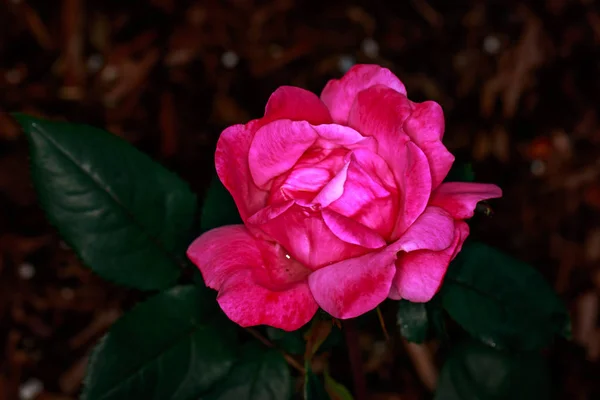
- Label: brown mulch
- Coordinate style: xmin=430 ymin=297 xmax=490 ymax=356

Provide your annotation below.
xmin=1 ymin=0 xmax=600 ymax=399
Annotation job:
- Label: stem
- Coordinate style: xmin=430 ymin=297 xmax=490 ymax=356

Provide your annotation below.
xmin=342 ymin=319 xmax=367 ymax=400
xmin=245 ymin=328 xmax=305 ymax=374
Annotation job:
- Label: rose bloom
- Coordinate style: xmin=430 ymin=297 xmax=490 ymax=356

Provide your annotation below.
xmin=188 ymin=64 xmax=501 ymax=331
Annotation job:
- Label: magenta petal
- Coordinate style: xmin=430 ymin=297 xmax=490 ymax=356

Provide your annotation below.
xmin=429 ymin=182 xmax=503 ymax=219
xmin=264 ymin=86 xmax=332 ymax=124
xmin=186 ymin=225 xmax=317 ymax=331
xmin=321 ymin=209 xmax=386 ymax=249
xmin=216 ymin=121 xmax=269 ymax=221
xmin=391 ymin=206 xmax=456 ymax=253
xmin=327 ymin=149 xmax=398 ymax=238
xmin=347 ymin=86 xmax=432 ymax=237
xmin=308 ymin=248 xmax=397 ymax=319
xmin=248 ymin=120 xmax=318 ymax=188
xmin=392 ymin=142 xmax=432 ymax=238
xmin=249 ymin=203 xmax=370 ymax=269
xmin=218 ymin=270 xmax=318 ymax=331
xmin=403 ymin=101 xmax=454 ymax=188
xmin=390 ymin=221 xmax=470 ymax=302
xmin=312 ymin=162 xmax=350 ymax=207
xmin=321 ymin=64 xmax=407 ymax=124
xmin=312 ymin=124 xmax=370 ymax=148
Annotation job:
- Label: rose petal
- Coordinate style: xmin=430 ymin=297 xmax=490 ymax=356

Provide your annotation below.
xmin=389 ymin=221 xmax=470 ymax=302
xmin=348 ymin=87 xmax=432 ymax=237
xmin=326 ymin=149 xmax=398 ymax=238
xmin=403 ymin=101 xmax=454 ymax=188
xmin=248 ymin=203 xmax=371 ymax=269
xmin=248 ymin=120 xmax=318 ymax=189
xmin=321 ymin=209 xmax=386 ymax=249
xmin=391 ymin=142 xmax=432 ymax=238
xmin=312 ymin=124 xmax=370 ymax=148
xmin=321 ymin=64 xmax=407 ymax=124
xmin=216 ymin=121 xmax=269 ymax=221
xmin=264 ymin=86 xmax=332 ymax=125
xmin=218 ymin=269 xmax=318 ymax=331
xmin=311 ymin=161 xmax=350 ymax=207
xmin=429 ymin=182 xmax=503 ymax=219
xmin=308 ymin=248 xmax=397 ymax=319
xmin=187 ymin=225 xmax=317 ymax=331
xmin=391 ymin=206 xmax=456 ymax=253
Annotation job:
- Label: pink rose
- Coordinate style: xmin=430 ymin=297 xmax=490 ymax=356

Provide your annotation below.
xmin=187 ymin=64 xmax=502 ymax=331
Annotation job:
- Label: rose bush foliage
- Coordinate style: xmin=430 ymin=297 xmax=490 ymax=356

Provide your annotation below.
xmin=187 ymin=64 xmax=502 ymax=331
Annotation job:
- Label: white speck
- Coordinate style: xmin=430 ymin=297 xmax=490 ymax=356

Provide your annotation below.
xmin=87 ymin=54 xmax=104 ymax=73
xmin=101 ymin=65 xmax=118 ymax=82
xmin=483 ymin=35 xmax=501 ymax=54
xmin=61 ymin=288 xmax=75 ymax=300
xmin=18 ymin=263 xmax=35 ymax=280
xmin=19 ymin=378 xmax=43 ymax=400
xmin=285 ymin=254 xmax=291 ymax=259
xmin=338 ymin=55 xmax=356 ymax=73
xmin=221 ymin=51 xmax=239 ymax=69
xmin=361 ymin=38 xmax=379 ymax=58
xmin=530 ymin=159 xmax=546 ymax=176
xmin=5 ymin=69 xmax=22 ymax=85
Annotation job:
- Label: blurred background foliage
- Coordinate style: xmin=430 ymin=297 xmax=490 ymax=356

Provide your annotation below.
xmin=0 ymin=0 xmax=599 ymax=399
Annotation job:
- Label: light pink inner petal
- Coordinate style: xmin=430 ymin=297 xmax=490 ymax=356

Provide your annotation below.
xmin=248 ymin=203 xmax=371 ymax=270
xmin=389 ymin=221 xmax=470 ymax=302
xmin=429 ymin=182 xmax=503 ymax=219
xmin=308 ymin=247 xmax=398 ymax=319
xmin=321 ymin=209 xmax=386 ymax=249
xmin=327 ymin=149 xmax=398 ymax=238
xmin=312 ymin=124 xmax=370 ymax=148
xmin=311 ymin=161 xmax=350 ymax=207
xmin=248 ymin=120 xmax=318 ymax=189
xmin=391 ymin=206 xmax=456 ymax=253
xmin=321 ymin=64 xmax=407 ymax=124
xmin=215 ymin=121 xmax=269 ymax=221
xmin=264 ymin=86 xmax=332 ymax=125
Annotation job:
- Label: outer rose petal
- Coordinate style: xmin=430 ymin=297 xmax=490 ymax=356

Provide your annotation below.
xmin=389 ymin=221 xmax=470 ymax=302
xmin=321 ymin=64 xmax=407 ymax=124
xmin=392 ymin=142 xmax=432 ymax=238
xmin=348 ymin=86 xmax=432 ymax=237
xmin=391 ymin=206 xmax=456 ymax=253
xmin=248 ymin=120 xmax=318 ymax=188
xmin=264 ymin=86 xmax=332 ymax=124
xmin=429 ymin=182 xmax=503 ymax=219
xmin=216 ymin=121 xmax=269 ymax=221
xmin=248 ymin=203 xmax=372 ymax=269
xmin=186 ymin=225 xmax=317 ymax=331
xmin=308 ymin=248 xmax=398 ymax=319
xmin=403 ymin=101 xmax=454 ymax=188
xmin=218 ymin=269 xmax=318 ymax=331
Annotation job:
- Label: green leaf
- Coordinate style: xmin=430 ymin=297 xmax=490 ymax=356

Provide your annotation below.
xmin=434 ymin=340 xmax=551 ymax=400
xmin=445 ymin=160 xmax=475 ymax=183
xmin=15 ymin=115 xmax=197 ymax=290
xmin=397 ymin=300 xmax=429 ymax=343
xmin=82 ymin=286 xmax=237 ymax=400
xmin=442 ymin=241 xmax=571 ymax=350
xmin=204 ymin=342 xmax=292 ymax=400
xmin=324 ymin=369 xmax=354 ymax=400
xmin=304 ymin=362 xmax=330 ymax=400
xmin=200 ymin=175 xmax=242 ymax=232
xmin=266 ymin=327 xmax=305 ymax=355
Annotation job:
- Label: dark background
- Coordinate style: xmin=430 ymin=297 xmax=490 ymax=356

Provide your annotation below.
xmin=1 ymin=0 xmax=599 ymax=399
